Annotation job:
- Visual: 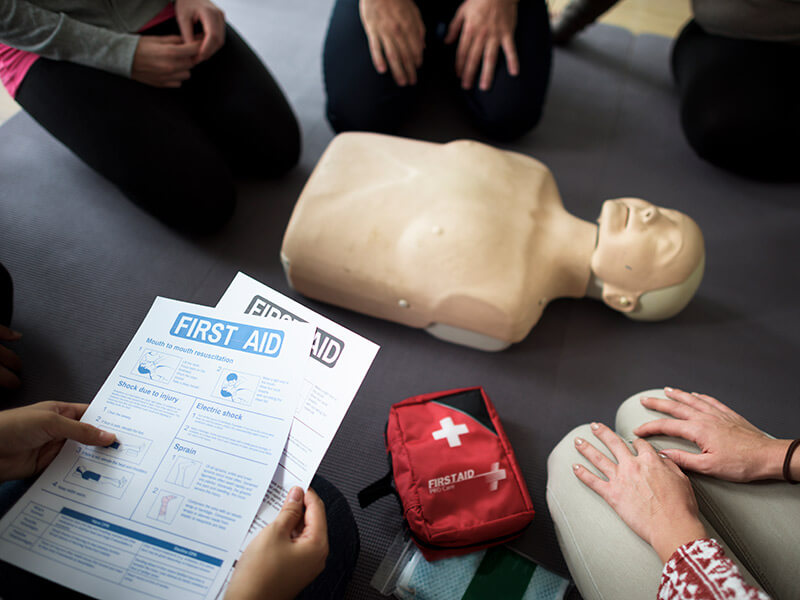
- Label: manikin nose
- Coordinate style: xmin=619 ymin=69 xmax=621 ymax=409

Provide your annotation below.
xmin=641 ymin=207 xmax=657 ymax=223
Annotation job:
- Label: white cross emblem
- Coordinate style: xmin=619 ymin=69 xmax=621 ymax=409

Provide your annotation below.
xmin=480 ymin=462 xmax=507 ymax=491
xmin=432 ymin=417 xmax=469 ymax=447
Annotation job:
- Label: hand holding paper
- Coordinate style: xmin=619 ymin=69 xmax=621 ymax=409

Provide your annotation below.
xmin=0 ymin=297 xmax=314 ymax=600
xmin=225 ymin=486 xmax=328 ymax=600
xmin=0 ymin=402 xmax=115 ymax=481
xmin=0 ymin=277 xmax=378 ymax=600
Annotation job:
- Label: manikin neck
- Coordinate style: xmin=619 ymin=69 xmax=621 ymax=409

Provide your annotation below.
xmin=546 ymin=212 xmax=599 ymax=300
xmin=585 ymin=275 xmax=604 ymax=300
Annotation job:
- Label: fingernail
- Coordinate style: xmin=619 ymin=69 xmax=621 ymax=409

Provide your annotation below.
xmin=658 ymin=452 xmax=669 ymax=459
xmin=287 ymin=486 xmax=303 ymax=503
xmin=664 ymin=387 xmax=674 ymax=392
xmin=574 ymin=437 xmax=583 ymax=446
xmin=573 ymin=464 xmax=581 ymax=471
xmin=590 ymin=422 xmax=599 ymax=431
xmin=691 ymin=392 xmax=701 ymax=397
xmin=99 ymin=431 xmax=116 ymax=446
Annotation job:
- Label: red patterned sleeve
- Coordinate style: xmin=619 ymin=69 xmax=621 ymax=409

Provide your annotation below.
xmin=658 ymin=538 xmax=771 ymax=600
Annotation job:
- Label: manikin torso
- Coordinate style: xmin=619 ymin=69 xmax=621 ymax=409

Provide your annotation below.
xmin=281 ymin=133 xmax=703 ymax=350
xmin=282 ymin=133 xmax=598 ymax=350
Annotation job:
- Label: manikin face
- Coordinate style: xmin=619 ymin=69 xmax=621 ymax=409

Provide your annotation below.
xmin=591 ymin=198 xmax=704 ymax=311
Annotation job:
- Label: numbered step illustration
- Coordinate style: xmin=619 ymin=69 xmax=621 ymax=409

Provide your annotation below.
xmin=165 ymin=456 xmax=202 ymax=489
xmin=214 ymin=369 xmax=259 ymax=406
xmin=93 ymin=430 xmax=153 ymax=465
xmin=147 ymin=491 xmax=184 ymax=524
xmin=65 ymin=457 xmax=133 ymax=499
xmin=132 ymin=350 xmax=181 ymax=383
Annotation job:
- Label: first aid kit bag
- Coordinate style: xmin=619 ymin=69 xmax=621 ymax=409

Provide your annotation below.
xmin=359 ymin=387 xmax=535 ymax=560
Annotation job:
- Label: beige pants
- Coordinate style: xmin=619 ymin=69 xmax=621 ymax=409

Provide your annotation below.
xmin=546 ymin=389 xmax=800 ymax=600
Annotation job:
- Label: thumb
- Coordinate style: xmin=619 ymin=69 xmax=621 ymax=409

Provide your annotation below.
xmin=46 ymin=414 xmax=116 ymax=447
xmin=272 ymin=487 xmax=305 ymax=535
xmin=660 ymin=449 xmax=704 ymax=473
xmin=177 ymin=11 xmax=195 ymax=45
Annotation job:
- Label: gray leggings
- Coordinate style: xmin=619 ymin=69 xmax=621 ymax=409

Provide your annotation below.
xmin=546 ymin=389 xmax=800 ymax=600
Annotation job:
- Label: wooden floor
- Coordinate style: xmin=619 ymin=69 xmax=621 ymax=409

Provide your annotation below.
xmin=0 ymin=0 xmax=691 ymax=126
xmin=0 ymin=85 xmax=17 ymax=125
xmin=549 ymin=0 xmax=691 ymax=38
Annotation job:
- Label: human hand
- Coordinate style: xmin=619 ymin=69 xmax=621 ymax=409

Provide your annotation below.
xmin=359 ymin=0 xmax=425 ymax=86
xmin=0 ymin=325 xmax=22 ymax=389
xmin=225 ymin=486 xmax=328 ymax=600
xmin=634 ymin=387 xmax=788 ymax=482
xmin=0 ymin=402 xmax=115 ymax=482
xmin=175 ymin=0 xmax=226 ymax=62
xmin=573 ymin=422 xmax=707 ymax=563
xmin=445 ymin=0 xmax=519 ymax=91
xmin=132 ymin=35 xmax=201 ymax=87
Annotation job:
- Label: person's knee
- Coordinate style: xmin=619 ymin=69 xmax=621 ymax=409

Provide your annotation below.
xmin=680 ymin=90 xmax=740 ymax=163
xmin=127 ymin=171 xmax=236 ymax=235
xmin=614 ymin=388 xmax=665 ymax=437
xmin=547 ymin=424 xmax=595 ymax=483
xmin=678 ymin=84 xmax=790 ymax=177
xmin=310 ymin=476 xmax=359 ymax=555
xmin=279 ymin=117 xmax=302 ymax=174
xmin=326 ymin=102 xmax=397 ymax=135
xmin=253 ymin=112 xmax=302 ymax=178
xmin=469 ymin=97 xmax=546 ymax=142
xmin=179 ymin=184 xmax=236 ymax=235
xmin=271 ymin=113 xmax=302 ymax=176
xmin=325 ymin=85 xmax=411 ymax=135
xmin=218 ymin=100 xmax=302 ymax=179
xmin=0 ymin=262 xmax=12 ymax=327
xmin=299 ymin=476 xmax=360 ymax=600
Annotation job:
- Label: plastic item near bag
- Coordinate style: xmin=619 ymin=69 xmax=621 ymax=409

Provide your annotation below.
xmin=372 ymin=528 xmax=570 ymax=600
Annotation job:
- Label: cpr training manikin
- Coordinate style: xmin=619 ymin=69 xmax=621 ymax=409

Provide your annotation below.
xmin=281 ymin=133 xmax=705 ymax=351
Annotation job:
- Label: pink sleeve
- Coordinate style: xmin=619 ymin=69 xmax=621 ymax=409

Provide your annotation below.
xmin=658 ymin=538 xmax=771 ymax=600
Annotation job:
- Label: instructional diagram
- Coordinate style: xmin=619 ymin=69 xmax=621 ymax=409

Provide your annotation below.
xmin=214 ymin=370 xmax=258 ymax=406
xmin=65 ymin=457 xmax=133 ymax=499
xmin=166 ymin=456 xmax=202 ymax=488
xmin=132 ymin=350 xmax=181 ymax=383
xmin=147 ymin=492 xmax=184 ymax=524
xmin=0 ymin=296 xmax=318 ymax=600
xmin=94 ymin=430 xmax=152 ymax=466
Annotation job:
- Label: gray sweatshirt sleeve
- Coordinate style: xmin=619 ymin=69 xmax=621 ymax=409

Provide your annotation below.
xmin=0 ymin=0 xmax=140 ymax=77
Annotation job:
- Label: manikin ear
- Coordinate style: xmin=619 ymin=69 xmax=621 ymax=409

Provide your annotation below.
xmin=601 ymin=283 xmax=641 ymax=313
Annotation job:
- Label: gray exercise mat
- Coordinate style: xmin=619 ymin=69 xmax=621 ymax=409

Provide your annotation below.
xmin=1 ymin=1 xmax=799 ymax=599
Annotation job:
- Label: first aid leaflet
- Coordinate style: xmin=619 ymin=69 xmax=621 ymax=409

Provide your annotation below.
xmin=0 ymin=297 xmax=313 ymax=600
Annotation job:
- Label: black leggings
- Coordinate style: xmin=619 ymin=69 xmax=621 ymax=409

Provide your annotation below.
xmin=16 ymin=21 xmax=301 ymax=234
xmin=323 ymin=0 xmax=552 ymax=141
xmin=672 ymin=20 xmax=800 ymax=181
xmin=0 ymin=262 xmax=11 ymax=327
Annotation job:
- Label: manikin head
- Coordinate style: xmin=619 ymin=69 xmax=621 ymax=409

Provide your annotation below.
xmin=590 ymin=198 xmax=705 ymax=321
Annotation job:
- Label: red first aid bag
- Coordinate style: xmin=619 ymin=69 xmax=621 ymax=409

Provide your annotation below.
xmin=358 ymin=387 xmax=535 ymax=560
